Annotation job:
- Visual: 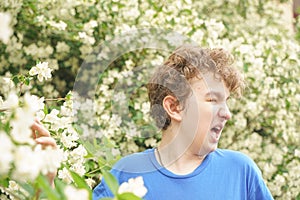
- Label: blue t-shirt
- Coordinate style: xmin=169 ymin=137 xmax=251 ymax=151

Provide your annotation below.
xmin=93 ymin=148 xmax=273 ymax=200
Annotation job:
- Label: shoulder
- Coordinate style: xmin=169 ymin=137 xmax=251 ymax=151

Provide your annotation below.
xmin=214 ymin=148 xmax=254 ymax=161
xmin=112 ymin=148 xmax=156 ymax=174
xmin=212 ymin=149 xmax=259 ymax=170
xmin=212 ymin=149 xmax=273 ymax=199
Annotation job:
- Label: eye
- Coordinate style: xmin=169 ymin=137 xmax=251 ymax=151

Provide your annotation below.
xmin=207 ymin=98 xmax=217 ymax=102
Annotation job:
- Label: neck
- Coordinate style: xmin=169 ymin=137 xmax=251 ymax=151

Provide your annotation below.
xmin=156 ymin=127 xmax=206 ymax=175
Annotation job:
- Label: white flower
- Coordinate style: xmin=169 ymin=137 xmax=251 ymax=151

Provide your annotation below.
xmin=13 ymin=146 xmax=42 ymax=181
xmin=165 ymin=32 xmax=186 ymax=47
xmin=141 ymin=102 xmax=150 ymax=115
xmin=8 ymin=180 xmax=21 ymax=191
xmin=35 ymin=110 xmax=45 ymax=121
xmin=239 ymin=44 xmax=252 ymax=54
xmin=44 ymin=109 xmax=60 ymax=122
xmin=118 ymin=176 xmax=148 ymax=198
xmin=10 ymin=107 xmax=35 ymax=144
xmin=78 ymin=32 xmax=95 ymax=44
xmin=295 ymin=149 xmax=300 ymax=158
xmin=191 ymin=29 xmax=204 ymax=42
xmin=2 ymin=92 xmax=18 ymax=109
xmin=69 ymin=145 xmax=87 ymax=163
xmin=0 ymin=12 xmax=13 ymax=44
xmin=38 ymin=146 xmax=64 ymax=175
xmin=7 ymin=181 xmax=29 ymax=197
xmin=29 ymin=62 xmax=52 ymax=82
xmin=89 ymin=20 xmax=98 ymax=28
xmin=64 ymin=185 xmax=89 ymax=200
xmin=56 ymin=41 xmax=70 ymax=53
xmin=0 ymin=132 xmax=14 ymax=174
xmin=44 ymin=109 xmax=71 ymax=131
xmin=111 ymin=148 xmax=120 ymax=157
xmin=24 ymin=44 xmax=53 ymax=59
xmin=47 ymin=20 xmax=67 ymax=30
xmin=12 ymin=145 xmax=63 ymax=182
xmin=85 ymin=178 xmax=95 ymax=188
xmin=110 ymin=114 xmax=122 ymax=127
xmin=70 ymin=163 xmax=86 ymax=176
xmin=84 ymin=20 xmax=98 ymax=31
xmin=24 ymin=93 xmax=45 ymax=113
xmin=126 ymin=122 xmax=140 ymax=138
xmin=58 ymin=167 xmax=72 ymax=184
xmin=113 ymin=92 xmax=126 ymax=104
xmin=78 ymin=32 xmax=87 ymax=39
xmin=61 ymin=130 xmax=79 ymax=148
xmin=145 ymin=138 xmax=157 ymax=147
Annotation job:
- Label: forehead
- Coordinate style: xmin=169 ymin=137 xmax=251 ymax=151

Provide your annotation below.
xmin=189 ymin=73 xmax=230 ymax=97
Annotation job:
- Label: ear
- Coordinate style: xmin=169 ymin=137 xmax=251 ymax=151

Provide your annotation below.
xmin=162 ymin=95 xmax=182 ymax=122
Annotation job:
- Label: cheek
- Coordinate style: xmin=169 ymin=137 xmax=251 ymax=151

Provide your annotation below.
xmin=182 ymin=102 xmax=214 ymax=133
xmin=198 ymin=103 xmax=214 ymax=123
xmin=181 ymin=103 xmax=200 ymax=130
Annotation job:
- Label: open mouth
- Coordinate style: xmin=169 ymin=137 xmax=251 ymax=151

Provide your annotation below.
xmin=210 ymin=125 xmax=223 ymax=143
xmin=211 ymin=126 xmax=222 ymax=134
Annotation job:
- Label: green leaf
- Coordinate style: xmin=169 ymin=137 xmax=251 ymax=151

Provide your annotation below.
xmin=53 ymin=178 xmax=67 ymax=200
xmin=65 ymin=92 xmax=72 ymax=100
xmin=2 ymin=121 xmax=11 ymax=134
xmin=69 ymin=170 xmax=91 ymax=191
xmin=0 ymin=177 xmax=9 ymax=187
xmin=43 ymin=104 xmax=48 ymax=115
xmin=179 ymin=9 xmax=192 ymax=16
xmin=36 ymin=175 xmax=60 ymax=200
xmin=103 ymin=137 xmax=116 ymax=148
xmin=12 ymin=76 xmax=20 ymax=85
xmin=19 ymin=75 xmax=25 ymax=82
xmin=17 ymin=181 xmax=35 ymax=196
xmin=117 ymin=192 xmax=141 ymax=200
xmin=81 ymin=140 xmax=97 ymax=155
xmin=25 ymin=77 xmax=31 ymax=85
xmin=102 ymin=171 xmax=119 ymax=195
xmin=98 ymin=156 xmax=108 ymax=166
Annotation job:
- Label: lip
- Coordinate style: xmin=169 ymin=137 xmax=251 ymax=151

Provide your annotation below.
xmin=210 ymin=123 xmax=224 ymax=143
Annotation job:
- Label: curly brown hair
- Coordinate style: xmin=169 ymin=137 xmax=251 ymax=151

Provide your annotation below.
xmin=147 ymin=45 xmax=245 ymax=130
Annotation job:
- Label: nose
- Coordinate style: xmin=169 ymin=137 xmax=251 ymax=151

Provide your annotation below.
xmin=218 ymin=104 xmax=231 ymax=120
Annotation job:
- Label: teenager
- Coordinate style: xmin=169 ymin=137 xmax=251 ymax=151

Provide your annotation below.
xmin=93 ymin=45 xmax=274 ymax=199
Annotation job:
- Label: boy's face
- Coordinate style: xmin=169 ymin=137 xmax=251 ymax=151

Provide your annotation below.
xmin=179 ymin=72 xmax=231 ymax=156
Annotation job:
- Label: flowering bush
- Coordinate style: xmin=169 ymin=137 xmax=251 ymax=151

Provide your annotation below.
xmin=1 ymin=0 xmax=300 ymax=199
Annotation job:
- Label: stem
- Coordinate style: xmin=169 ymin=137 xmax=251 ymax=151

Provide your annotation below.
xmin=33 ymin=187 xmax=41 ymax=200
xmin=19 ymin=82 xmax=24 ymax=96
xmin=44 ymin=98 xmax=67 ymax=101
xmin=0 ymin=108 xmax=9 ymax=112
xmin=86 ymin=167 xmax=102 ymax=175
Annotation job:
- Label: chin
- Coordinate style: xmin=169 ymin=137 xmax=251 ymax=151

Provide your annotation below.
xmin=211 ymin=146 xmax=218 ymax=152
xmin=207 ymin=149 xmax=216 ymax=154
xmin=208 ymin=144 xmax=218 ymax=153
xmin=198 ymin=144 xmax=218 ymax=156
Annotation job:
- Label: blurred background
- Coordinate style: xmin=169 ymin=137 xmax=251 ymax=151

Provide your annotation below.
xmin=0 ymin=0 xmax=299 ymax=199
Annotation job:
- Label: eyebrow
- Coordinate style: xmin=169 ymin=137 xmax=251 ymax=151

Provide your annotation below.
xmin=204 ymin=91 xmax=230 ymax=100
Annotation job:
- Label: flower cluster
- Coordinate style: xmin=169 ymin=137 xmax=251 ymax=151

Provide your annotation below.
xmin=118 ymin=176 xmax=148 ymax=198
xmin=0 ymin=92 xmax=64 ymax=197
xmin=29 ymin=62 xmax=52 ymax=82
xmin=0 ymin=12 xmax=13 ymax=44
